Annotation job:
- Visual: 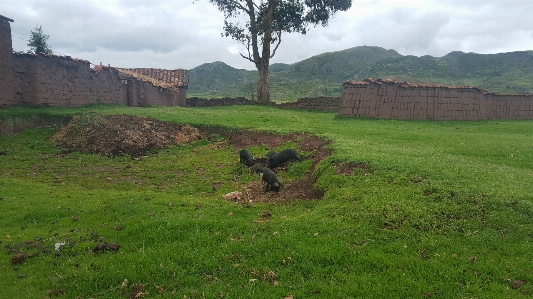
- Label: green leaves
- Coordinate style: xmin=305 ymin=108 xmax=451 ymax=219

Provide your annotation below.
xmin=212 ymin=0 xmax=352 ymax=41
xmin=27 ymin=25 xmax=53 ymax=54
xmin=303 ymin=0 xmax=352 ymax=25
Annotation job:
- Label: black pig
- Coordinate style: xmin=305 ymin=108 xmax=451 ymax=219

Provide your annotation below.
xmin=267 ymin=149 xmax=301 ymax=168
xmin=239 ymin=149 xmax=255 ymax=166
xmin=260 ymin=167 xmax=281 ymax=192
xmin=266 ymin=150 xmax=277 ymax=158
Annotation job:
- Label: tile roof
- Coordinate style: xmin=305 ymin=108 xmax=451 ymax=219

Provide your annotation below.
xmin=117 ymin=68 xmax=188 ymax=87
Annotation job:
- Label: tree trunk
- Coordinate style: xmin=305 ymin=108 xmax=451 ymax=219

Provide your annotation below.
xmin=256 ymin=58 xmax=270 ymax=103
xmin=252 ymin=0 xmax=275 ymax=103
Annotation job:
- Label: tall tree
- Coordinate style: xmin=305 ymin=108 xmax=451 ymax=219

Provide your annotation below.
xmin=208 ymin=0 xmax=351 ymax=102
xmin=27 ymin=25 xmax=53 ymax=54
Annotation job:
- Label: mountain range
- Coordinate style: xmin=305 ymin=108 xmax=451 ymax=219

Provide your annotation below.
xmin=187 ymin=46 xmax=533 ymax=101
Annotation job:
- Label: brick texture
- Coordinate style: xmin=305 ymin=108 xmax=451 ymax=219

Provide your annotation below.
xmin=3 ymin=53 xmax=188 ymax=107
xmin=340 ymin=79 xmax=533 ymax=120
xmin=12 ymin=53 xmax=126 ymax=107
xmin=0 ymin=18 xmax=188 ymax=108
xmin=0 ymin=15 xmax=15 ymax=107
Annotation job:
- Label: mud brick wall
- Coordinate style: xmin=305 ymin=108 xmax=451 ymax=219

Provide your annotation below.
xmin=339 ymin=79 xmax=533 ymax=120
xmin=485 ymin=93 xmax=533 ymax=119
xmin=186 ymin=97 xmax=251 ymax=107
xmin=0 ymin=17 xmax=188 ymax=108
xmin=12 ymin=54 xmax=127 ymax=107
xmin=126 ymin=79 xmax=185 ymax=107
xmin=118 ymin=68 xmax=187 ymax=107
xmin=278 ymin=97 xmax=340 ymax=110
xmin=0 ymin=15 xmax=15 ymax=107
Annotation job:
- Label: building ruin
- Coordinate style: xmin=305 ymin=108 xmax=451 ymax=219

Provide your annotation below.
xmin=0 ymin=15 xmax=188 ymax=108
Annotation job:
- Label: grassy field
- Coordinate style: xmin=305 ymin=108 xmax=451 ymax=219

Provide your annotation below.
xmin=1 ymin=104 xmax=532 ymax=298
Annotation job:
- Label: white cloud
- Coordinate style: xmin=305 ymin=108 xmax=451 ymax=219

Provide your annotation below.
xmin=4 ymin=0 xmax=533 ymax=70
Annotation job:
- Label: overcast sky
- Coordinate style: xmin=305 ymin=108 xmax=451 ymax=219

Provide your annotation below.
xmin=2 ymin=0 xmax=533 ymax=70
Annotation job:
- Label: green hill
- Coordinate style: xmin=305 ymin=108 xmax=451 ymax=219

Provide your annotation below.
xmin=358 ymin=50 xmax=533 ymax=94
xmin=271 ymin=46 xmax=402 ymax=83
xmin=187 ymin=46 xmax=533 ymax=101
xmin=187 ymin=61 xmax=258 ymax=98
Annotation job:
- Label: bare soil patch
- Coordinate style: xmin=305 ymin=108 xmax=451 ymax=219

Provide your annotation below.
xmin=334 ymin=162 xmax=370 ymax=176
xmin=236 ymin=176 xmax=325 ymax=204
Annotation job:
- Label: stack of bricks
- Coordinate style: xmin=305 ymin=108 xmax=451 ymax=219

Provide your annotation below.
xmin=339 ymin=78 xmax=533 ymax=120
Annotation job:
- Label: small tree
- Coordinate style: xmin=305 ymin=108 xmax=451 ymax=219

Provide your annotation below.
xmin=208 ymin=0 xmax=352 ymax=102
xmin=27 ymin=25 xmax=53 ymax=54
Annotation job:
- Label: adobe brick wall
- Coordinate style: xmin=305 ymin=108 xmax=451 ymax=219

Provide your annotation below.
xmin=0 ymin=17 xmax=188 ymax=108
xmin=12 ymin=53 xmax=127 ymax=107
xmin=1 ymin=52 xmax=188 ymax=108
xmin=0 ymin=15 xmax=15 ymax=107
xmin=485 ymin=93 xmax=533 ymax=119
xmin=126 ymin=79 xmax=186 ymax=107
xmin=278 ymin=97 xmax=340 ymax=110
xmin=118 ymin=68 xmax=187 ymax=107
xmin=339 ymin=79 xmax=533 ymax=120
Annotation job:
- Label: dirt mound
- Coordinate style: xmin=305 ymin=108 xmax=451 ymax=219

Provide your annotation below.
xmin=50 ymin=112 xmax=205 ymax=158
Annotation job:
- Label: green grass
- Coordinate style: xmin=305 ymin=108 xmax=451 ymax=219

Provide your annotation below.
xmin=1 ymin=104 xmax=532 ymax=298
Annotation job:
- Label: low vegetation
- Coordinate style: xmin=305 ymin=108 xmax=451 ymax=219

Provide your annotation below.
xmin=0 ymin=104 xmax=532 ymax=298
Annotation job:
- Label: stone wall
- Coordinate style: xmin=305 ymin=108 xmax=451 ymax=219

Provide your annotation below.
xmin=186 ymin=96 xmax=342 ymax=110
xmin=186 ymin=97 xmax=251 ymax=107
xmin=277 ymin=97 xmax=340 ymax=110
xmin=339 ymin=79 xmax=533 ymax=120
xmin=0 ymin=15 xmax=15 ymax=107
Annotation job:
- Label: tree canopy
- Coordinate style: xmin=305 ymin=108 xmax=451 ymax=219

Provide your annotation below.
xmin=27 ymin=25 xmax=53 ymax=54
xmin=208 ymin=0 xmax=352 ymax=102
